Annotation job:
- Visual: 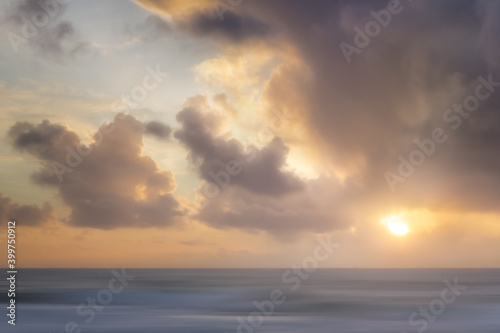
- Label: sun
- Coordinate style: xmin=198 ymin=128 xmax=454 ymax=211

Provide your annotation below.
xmin=382 ymin=215 xmax=409 ymax=236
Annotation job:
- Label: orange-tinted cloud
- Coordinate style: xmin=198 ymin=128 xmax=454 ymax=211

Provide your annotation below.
xmin=7 ymin=114 xmax=181 ymax=229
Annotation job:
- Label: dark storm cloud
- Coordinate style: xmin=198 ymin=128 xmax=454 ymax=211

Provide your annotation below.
xmin=0 ymin=194 xmax=52 ymax=226
xmin=179 ymin=11 xmax=272 ymax=43
xmin=230 ymin=0 xmax=500 ymax=213
xmin=7 ymin=114 xmax=181 ymax=229
xmin=144 ymin=120 xmax=172 ymax=140
xmin=128 ymin=4 xmax=271 ymax=44
xmin=477 ymin=0 xmax=500 ymax=68
xmin=3 ymin=0 xmax=87 ymax=60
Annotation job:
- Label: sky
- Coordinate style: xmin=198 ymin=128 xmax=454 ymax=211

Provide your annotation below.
xmin=0 ymin=0 xmax=499 ymax=268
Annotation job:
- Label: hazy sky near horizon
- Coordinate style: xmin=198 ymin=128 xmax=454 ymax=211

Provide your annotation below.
xmin=1 ymin=0 xmax=500 ymax=268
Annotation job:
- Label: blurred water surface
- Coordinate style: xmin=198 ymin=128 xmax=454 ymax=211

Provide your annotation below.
xmin=0 ymin=268 xmax=498 ymax=332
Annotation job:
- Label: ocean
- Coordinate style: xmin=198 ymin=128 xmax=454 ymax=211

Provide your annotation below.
xmin=1 ymin=269 xmax=499 ymax=332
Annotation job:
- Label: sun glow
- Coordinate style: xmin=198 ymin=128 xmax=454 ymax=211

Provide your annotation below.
xmin=382 ymin=215 xmax=409 ymax=236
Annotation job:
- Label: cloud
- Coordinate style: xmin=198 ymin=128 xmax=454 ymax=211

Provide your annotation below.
xmin=174 ymin=96 xmax=304 ymax=196
xmin=173 ymin=96 xmax=354 ymax=236
xmin=195 ymin=178 xmax=353 ymax=238
xmin=133 ymin=0 xmax=272 ymax=44
xmin=477 ymin=0 xmax=500 ymax=68
xmin=178 ymin=11 xmax=272 ymax=43
xmin=3 ymin=0 xmax=87 ymax=60
xmin=213 ymin=93 xmax=237 ymax=116
xmin=0 ymin=194 xmax=53 ymax=227
xmin=7 ymin=114 xmax=182 ymax=229
xmin=8 ymin=119 xmax=80 ymax=161
xmin=141 ymin=0 xmax=500 ymax=232
xmin=225 ymin=0 xmax=500 ymax=215
xmin=7 ymin=0 xmax=500 ymax=242
xmin=144 ymin=120 xmax=172 ymax=140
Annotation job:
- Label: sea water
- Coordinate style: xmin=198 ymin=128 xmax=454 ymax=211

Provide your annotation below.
xmin=0 ymin=269 xmax=498 ymax=332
